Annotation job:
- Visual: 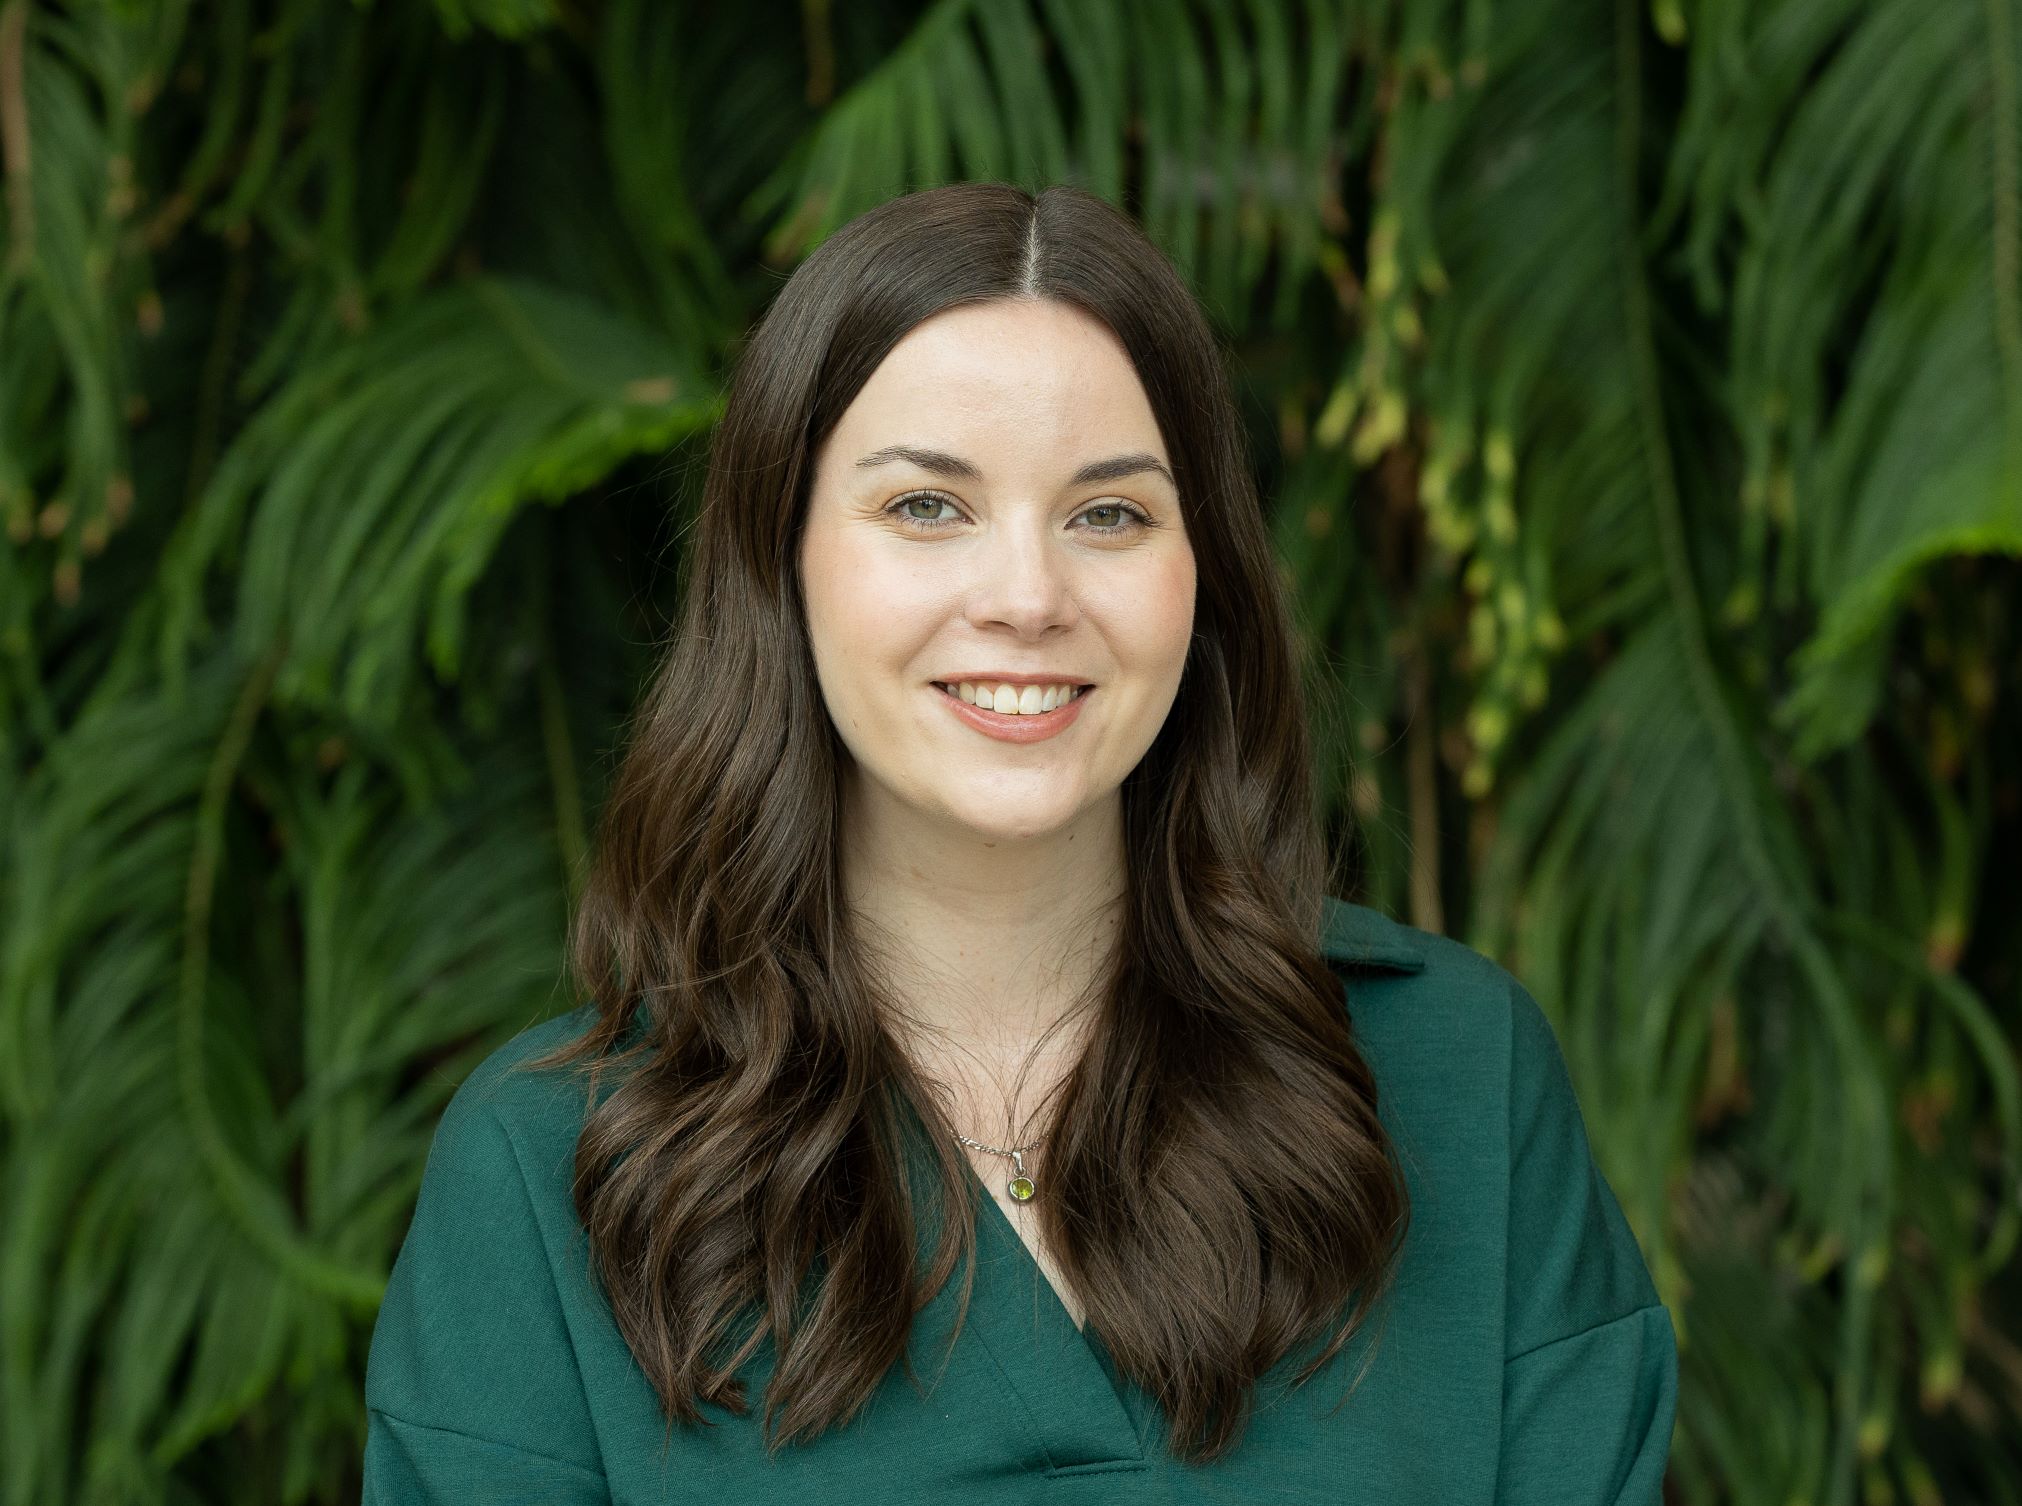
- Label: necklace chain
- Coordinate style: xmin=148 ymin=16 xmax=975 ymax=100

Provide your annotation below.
xmin=953 ymin=1131 xmax=1043 ymax=1157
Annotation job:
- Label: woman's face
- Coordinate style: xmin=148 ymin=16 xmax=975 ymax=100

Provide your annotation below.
xmin=799 ymin=297 xmax=1197 ymax=844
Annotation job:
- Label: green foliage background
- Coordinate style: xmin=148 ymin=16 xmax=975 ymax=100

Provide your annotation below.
xmin=2 ymin=0 xmax=2019 ymax=1501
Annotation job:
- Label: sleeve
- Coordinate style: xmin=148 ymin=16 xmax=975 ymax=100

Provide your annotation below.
xmin=1494 ymin=979 xmax=1679 ymax=1506
xmin=362 ymin=1076 xmax=610 ymax=1505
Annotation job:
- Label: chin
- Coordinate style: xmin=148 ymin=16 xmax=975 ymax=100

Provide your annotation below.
xmin=944 ymin=799 xmax=1087 ymax=844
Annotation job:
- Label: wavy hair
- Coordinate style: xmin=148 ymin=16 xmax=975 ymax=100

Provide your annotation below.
xmin=530 ymin=180 xmax=1410 ymax=1465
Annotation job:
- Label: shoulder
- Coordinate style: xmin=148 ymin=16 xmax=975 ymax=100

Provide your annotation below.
xmin=366 ymin=1004 xmax=614 ymax=1458
xmin=408 ymin=997 xmax=607 ymax=1194
xmin=1318 ymin=893 xmax=1546 ymax=1082
xmin=410 ymin=1004 xmax=608 ymax=1241
xmin=441 ymin=1002 xmax=605 ymax=1127
xmin=441 ymin=1002 xmax=609 ymax=1135
xmin=1319 ymin=896 xmax=1665 ymax=1340
xmin=450 ymin=1001 xmax=603 ymax=1101
xmin=1316 ymin=895 xmax=1600 ymax=1209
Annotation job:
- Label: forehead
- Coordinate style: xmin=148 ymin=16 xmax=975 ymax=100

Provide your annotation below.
xmin=830 ymin=299 xmax=1166 ymax=458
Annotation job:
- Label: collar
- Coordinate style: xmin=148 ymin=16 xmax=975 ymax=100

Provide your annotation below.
xmin=1318 ymin=895 xmax=1429 ymax=973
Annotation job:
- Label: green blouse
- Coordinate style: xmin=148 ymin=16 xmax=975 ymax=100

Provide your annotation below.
xmin=362 ymin=898 xmax=1678 ymax=1503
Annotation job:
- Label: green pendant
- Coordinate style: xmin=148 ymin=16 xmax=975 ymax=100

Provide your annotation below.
xmin=1007 ymin=1148 xmax=1036 ymax=1202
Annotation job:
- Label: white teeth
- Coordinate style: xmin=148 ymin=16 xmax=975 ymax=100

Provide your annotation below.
xmin=943 ymin=680 xmax=1084 ymax=715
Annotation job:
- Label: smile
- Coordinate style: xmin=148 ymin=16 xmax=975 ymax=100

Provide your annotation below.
xmin=929 ymin=682 xmax=1093 ymax=744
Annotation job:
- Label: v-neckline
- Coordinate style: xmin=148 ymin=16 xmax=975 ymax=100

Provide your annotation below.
xmin=874 ymin=1089 xmax=1149 ymax=1473
xmin=960 ymin=1163 xmax=1150 ymax=1468
xmin=966 ymin=1164 xmax=1091 ymax=1326
xmin=968 ymin=1164 xmax=1086 ymax=1332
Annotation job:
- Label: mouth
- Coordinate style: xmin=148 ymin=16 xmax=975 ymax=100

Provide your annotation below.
xmin=927 ymin=681 xmax=1096 ymax=741
xmin=930 ymin=681 xmax=1096 ymax=710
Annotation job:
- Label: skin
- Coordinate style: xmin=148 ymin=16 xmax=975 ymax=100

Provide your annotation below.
xmin=797 ymin=298 xmax=1197 ymax=1315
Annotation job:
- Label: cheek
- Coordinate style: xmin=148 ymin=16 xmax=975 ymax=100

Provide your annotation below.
xmin=868 ymin=576 xmax=948 ymax=667
xmin=1099 ymin=549 xmax=1196 ymax=677
xmin=801 ymin=526 xmax=944 ymax=674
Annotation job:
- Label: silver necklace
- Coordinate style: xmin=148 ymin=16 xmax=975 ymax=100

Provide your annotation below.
xmin=955 ymin=1132 xmax=1042 ymax=1203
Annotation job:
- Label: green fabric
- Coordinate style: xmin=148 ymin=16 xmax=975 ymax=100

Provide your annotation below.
xmin=362 ymin=898 xmax=1678 ymax=1502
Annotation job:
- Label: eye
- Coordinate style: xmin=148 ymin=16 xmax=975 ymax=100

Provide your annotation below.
xmin=1076 ymin=501 xmax=1154 ymax=535
xmin=883 ymin=492 xmax=1157 ymax=537
xmin=887 ymin=491 xmax=964 ymax=530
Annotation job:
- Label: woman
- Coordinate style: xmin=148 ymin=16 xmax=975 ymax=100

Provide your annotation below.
xmin=361 ymin=181 xmax=1678 ymax=1503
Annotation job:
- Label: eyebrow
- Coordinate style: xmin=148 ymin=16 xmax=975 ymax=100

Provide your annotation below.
xmin=854 ymin=444 xmax=1177 ymax=491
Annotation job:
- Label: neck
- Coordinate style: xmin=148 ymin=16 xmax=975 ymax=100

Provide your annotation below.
xmin=839 ymin=774 xmax=1125 ymax=1140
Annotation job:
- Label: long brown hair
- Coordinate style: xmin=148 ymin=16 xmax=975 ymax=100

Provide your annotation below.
xmin=529 ymin=181 xmax=1410 ymax=1465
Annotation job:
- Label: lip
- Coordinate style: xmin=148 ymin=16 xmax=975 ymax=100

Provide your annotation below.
xmin=932 ymin=671 xmax=1098 ymax=688
xmin=929 ymin=682 xmax=1092 ymax=743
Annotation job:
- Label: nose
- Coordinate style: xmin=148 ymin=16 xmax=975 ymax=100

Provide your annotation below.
xmin=960 ymin=523 xmax=1082 ymax=638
